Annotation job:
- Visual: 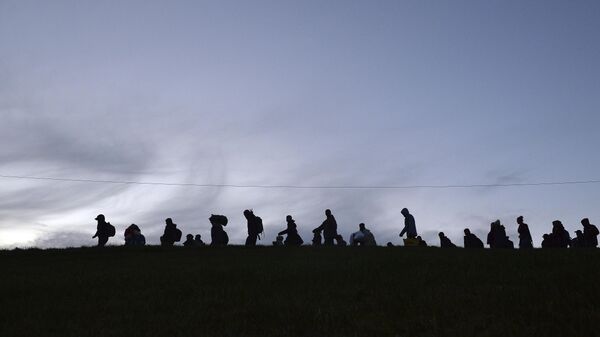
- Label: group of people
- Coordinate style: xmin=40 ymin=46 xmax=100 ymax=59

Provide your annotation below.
xmin=92 ymin=208 xmax=599 ymax=249
xmin=433 ymin=216 xmax=598 ymax=249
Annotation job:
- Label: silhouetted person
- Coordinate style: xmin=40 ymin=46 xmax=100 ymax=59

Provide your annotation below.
xmin=160 ymin=218 xmax=182 ymax=246
xmin=244 ymin=210 xmax=264 ymax=246
xmin=350 ymin=223 xmax=377 ymax=246
xmin=273 ymin=235 xmax=284 ymax=246
xmin=194 ymin=234 xmax=205 ymax=246
xmin=463 ymin=228 xmax=484 ymax=248
xmin=552 ymin=220 xmax=571 ymax=248
xmin=335 ymin=234 xmax=347 ymax=246
xmin=571 ymin=230 xmax=585 ymax=248
xmin=278 ymin=215 xmax=304 ymax=246
xmin=517 ymin=216 xmax=533 ymax=249
xmin=487 ymin=222 xmax=496 ymax=248
xmin=541 ymin=234 xmax=553 ymax=248
xmin=313 ymin=209 xmax=338 ymax=246
xmin=92 ymin=214 xmax=114 ymax=247
xmin=209 ymin=214 xmax=229 ymax=246
xmin=399 ymin=208 xmax=417 ymax=239
xmin=417 ymin=236 xmax=428 ymax=247
xmin=439 ymin=232 xmax=456 ymax=248
xmin=183 ymin=234 xmax=195 ymax=247
xmin=581 ymin=218 xmax=599 ymax=248
xmin=487 ymin=220 xmax=513 ymax=248
xmin=312 ymin=231 xmax=322 ymax=246
xmin=124 ymin=224 xmax=145 ymax=246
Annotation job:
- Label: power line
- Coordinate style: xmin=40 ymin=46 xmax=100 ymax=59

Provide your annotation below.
xmin=1 ymin=173 xmax=600 ymax=190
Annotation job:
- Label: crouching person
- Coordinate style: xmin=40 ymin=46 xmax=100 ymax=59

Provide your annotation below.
xmin=124 ymin=224 xmax=146 ymax=246
xmin=349 ymin=223 xmax=377 ymax=246
xmin=439 ymin=232 xmax=457 ymax=248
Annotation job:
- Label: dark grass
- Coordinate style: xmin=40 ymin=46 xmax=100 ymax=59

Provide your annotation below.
xmin=1 ymin=246 xmax=599 ymax=337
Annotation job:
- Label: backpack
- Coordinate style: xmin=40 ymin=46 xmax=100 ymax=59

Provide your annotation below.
xmin=173 ymin=228 xmax=182 ymax=242
xmin=255 ymin=216 xmax=264 ymax=239
xmin=106 ymin=223 xmax=116 ymax=237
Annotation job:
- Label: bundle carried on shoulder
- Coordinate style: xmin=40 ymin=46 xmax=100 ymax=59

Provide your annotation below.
xmin=210 ymin=214 xmax=228 ymax=226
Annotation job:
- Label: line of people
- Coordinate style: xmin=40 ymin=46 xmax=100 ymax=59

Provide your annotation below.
xmin=435 ymin=217 xmax=598 ymax=249
xmin=92 ymin=209 xmax=599 ymax=249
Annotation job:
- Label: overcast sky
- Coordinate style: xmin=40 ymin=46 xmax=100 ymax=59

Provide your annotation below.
xmin=1 ymin=0 xmax=599 ymax=248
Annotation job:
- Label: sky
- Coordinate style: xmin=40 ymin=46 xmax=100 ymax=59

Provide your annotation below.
xmin=1 ymin=0 xmax=599 ymax=248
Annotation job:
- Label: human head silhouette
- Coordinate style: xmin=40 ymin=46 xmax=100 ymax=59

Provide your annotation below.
xmin=438 ymin=232 xmax=445 ymax=238
xmin=286 ymin=215 xmax=293 ymax=222
xmin=243 ymin=209 xmax=253 ymax=219
xmin=186 ymin=234 xmax=193 ymax=240
xmin=582 ymin=218 xmax=590 ymax=226
xmin=575 ymin=230 xmax=583 ymax=237
xmin=517 ymin=216 xmax=524 ymax=224
xmin=95 ymin=214 xmax=105 ymax=221
xmin=325 ymin=209 xmax=332 ymax=217
xmin=359 ymin=223 xmax=366 ymax=231
xmin=401 ymin=208 xmax=409 ymax=217
xmin=464 ymin=228 xmax=471 ymax=235
xmin=195 ymin=234 xmax=201 ymax=240
xmin=166 ymin=218 xmax=173 ymax=225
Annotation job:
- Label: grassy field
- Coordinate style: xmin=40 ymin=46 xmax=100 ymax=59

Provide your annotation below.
xmin=1 ymin=246 xmax=599 ymax=337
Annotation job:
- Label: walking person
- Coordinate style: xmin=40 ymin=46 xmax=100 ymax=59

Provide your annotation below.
xmin=517 ymin=216 xmax=533 ymax=249
xmin=313 ymin=209 xmax=338 ymax=246
xmin=277 ymin=215 xmax=304 ymax=246
xmin=244 ymin=210 xmax=264 ymax=246
xmin=399 ymin=208 xmax=417 ymax=239
xmin=92 ymin=214 xmax=114 ymax=247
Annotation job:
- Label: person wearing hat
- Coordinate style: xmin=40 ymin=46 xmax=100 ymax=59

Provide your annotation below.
xmin=92 ymin=214 xmax=110 ymax=247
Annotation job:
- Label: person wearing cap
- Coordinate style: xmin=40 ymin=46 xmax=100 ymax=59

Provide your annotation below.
xmin=92 ymin=214 xmax=110 ymax=247
xmin=517 ymin=216 xmax=533 ymax=249
xmin=399 ymin=208 xmax=417 ymax=239
xmin=571 ymin=230 xmax=585 ymax=248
